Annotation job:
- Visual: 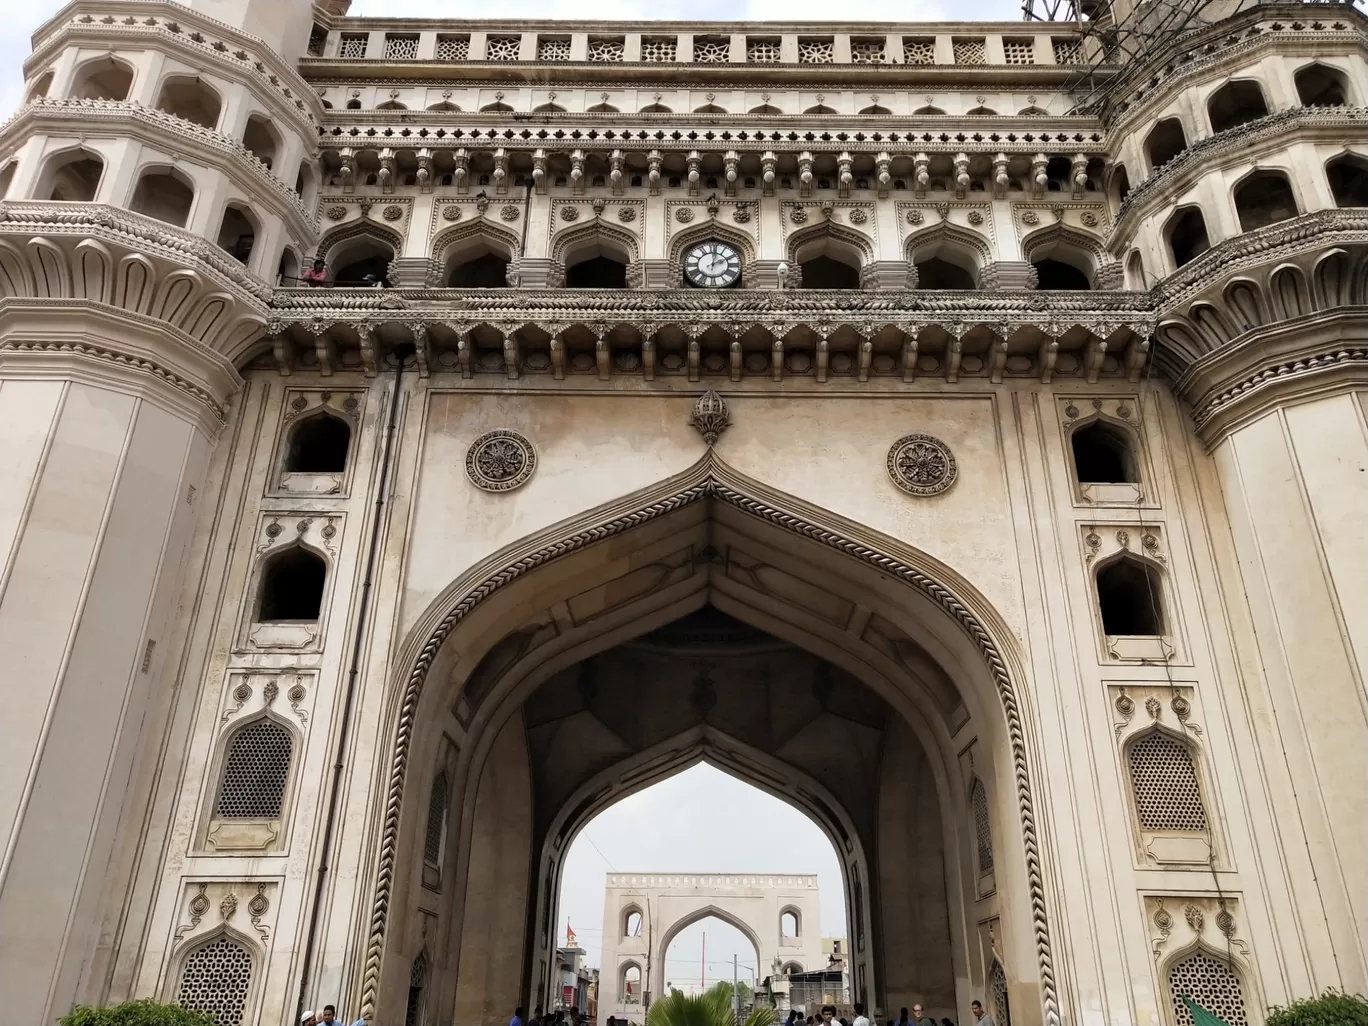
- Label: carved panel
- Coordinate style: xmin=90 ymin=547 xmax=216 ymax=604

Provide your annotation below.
xmin=1057 ymin=395 xmax=1156 ymax=509
xmin=270 ymin=388 xmax=365 ymax=498
xmin=237 ymin=513 xmax=344 ymax=653
xmin=1081 ymin=523 xmax=1186 ymax=665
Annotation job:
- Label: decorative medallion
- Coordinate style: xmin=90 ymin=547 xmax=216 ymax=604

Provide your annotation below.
xmin=465 ymin=430 xmax=537 ymax=492
xmin=675 ymin=207 xmax=695 ymax=223
xmin=382 ymin=205 xmax=403 ymax=221
xmin=220 ymin=891 xmax=238 ymax=920
xmin=1081 ymin=211 xmax=1099 ymax=227
xmin=905 ymin=209 xmax=924 ymax=225
xmin=617 ymin=207 xmax=636 ymax=222
xmin=559 ymin=206 xmax=580 ymax=221
xmin=325 ymin=205 xmax=347 ymax=221
xmin=442 ymin=206 xmax=462 ymax=221
xmin=886 ymin=433 xmax=958 ymax=497
xmin=1215 ymin=900 xmax=1235 ymax=939
xmin=1021 ymin=211 xmax=1040 ymax=226
xmin=500 ymin=205 xmax=520 ymax=221
xmin=1184 ymin=904 xmax=1204 ymax=932
xmin=732 ymin=205 xmax=751 ymax=224
xmin=188 ymin=883 xmax=211 ymax=925
xmin=690 ymin=390 xmax=730 ymax=446
xmin=848 ymin=208 xmax=868 ymax=224
xmin=967 ymin=211 xmax=984 ymax=226
xmin=789 ymin=208 xmax=808 ymax=224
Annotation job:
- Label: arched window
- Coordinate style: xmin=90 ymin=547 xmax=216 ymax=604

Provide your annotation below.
xmin=377 ymin=99 xmax=409 ymax=111
xmin=916 ymin=256 xmax=976 ymax=289
xmin=0 ymin=160 xmax=15 ymax=199
xmin=1207 ymin=81 xmax=1269 ymax=134
xmin=1033 ymin=258 xmax=1091 ymax=290
xmin=1167 ymin=951 xmax=1249 ymax=1026
xmin=424 ymin=770 xmax=448 ymax=868
xmin=1145 ymin=118 xmax=1187 ymax=172
xmin=804 ymin=103 xmax=837 ymax=115
xmin=1165 ymin=208 xmax=1210 ymax=270
xmin=860 ymin=103 xmax=893 ymax=115
xmin=970 ymin=777 xmax=993 ymax=875
xmin=621 ymin=963 xmax=643 ymax=1003
xmin=780 ymin=909 xmax=800 ymax=939
xmin=1071 ymin=421 xmax=1137 ymax=484
xmin=428 ymin=100 xmax=461 ymax=112
xmin=781 ymin=961 xmax=803 ymax=975
xmin=694 ymin=103 xmax=727 ymax=114
xmin=587 ymin=101 xmax=620 ymax=113
xmin=1110 ymin=164 xmax=1131 ymax=206
xmin=217 ymin=205 xmax=259 ymax=264
xmin=71 ymin=57 xmax=133 ymax=100
xmin=750 ymin=103 xmax=782 ymax=115
xmin=1127 ymin=729 xmax=1207 ymax=833
xmin=1096 ymin=557 xmax=1163 ymax=636
xmin=130 ymin=168 xmax=195 ymax=227
xmin=177 ymin=934 xmax=253 ymax=1025
xmin=214 ymin=718 xmax=293 ymax=819
xmin=156 ymin=75 xmax=223 ymax=130
xmin=639 ymin=102 xmax=673 ymax=113
xmin=965 ymin=105 xmax=996 ymax=116
xmin=623 ymin=907 xmax=643 ymax=937
xmin=449 ymin=252 xmax=510 ymax=287
xmin=912 ymin=104 xmax=945 ymax=115
xmin=406 ymin=952 xmax=428 ymax=1026
xmin=1325 ymin=154 xmax=1368 ymax=208
xmin=566 ymin=255 xmax=627 ymax=288
xmin=534 ymin=101 xmax=567 ymax=113
xmin=285 ymin=412 xmax=351 ymax=473
xmin=1126 ymin=250 xmax=1146 ymax=290
xmin=278 ymin=248 xmax=300 ymax=285
xmin=242 ymin=115 xmax=281 ymax=170
xmin=257 ymin=546 xmax=326 ymax=622
xmin=1295 ymin=63 xmax=1349 ymax=107
xmin=800 ymin=255 xmax=860 ymax=289
xmin=480 ymin=100 xmax=513 ymax=113
xmin=330 ymin=236 xmax=395 ymax=285
xmin=989 ymin=960 xmax=1011 ymax=1026
xmin=43 ymin=149 xmax=104 ymax=202
xmin=26 ymin=70 xmax=53 ymax=102
xmin=346 ymin=98 xmax=362 ymax=110
xmin=1233 ymin=171 xmax=1298 ymax=232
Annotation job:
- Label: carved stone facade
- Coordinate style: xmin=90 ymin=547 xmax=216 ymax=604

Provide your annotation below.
xmin=0 ymin=1 xmax=1365 ymax=1025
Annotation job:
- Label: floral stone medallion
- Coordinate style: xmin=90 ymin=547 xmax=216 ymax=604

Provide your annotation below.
xmin=886 ymin=433 xmax=958 ymax=496
xmin=466 ymin=429 xmax=537 ymax=492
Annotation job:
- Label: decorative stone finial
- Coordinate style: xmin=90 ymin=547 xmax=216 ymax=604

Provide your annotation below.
xmin=691 ymin=390 xmax=729 ymax=445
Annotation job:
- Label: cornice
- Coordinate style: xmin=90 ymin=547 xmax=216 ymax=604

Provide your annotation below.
xmin=317 ymin=17 xmax=1066 ymax=32
xmin=1 ymin=98 xmax=319 ymax=238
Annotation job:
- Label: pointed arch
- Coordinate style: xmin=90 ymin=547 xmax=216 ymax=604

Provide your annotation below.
xmin=432 ymin=217 xmax=521 ymax=286
xmin=427 ymin=100 xmax=461 ymax=112
xmin=588 ymin=101 xmax=620 ymax=113
xmin=859 ymin=103 xmax=892 ymax=115
xmin=480 ymin=100 xmax=513 ymax=113
xmin=317 ymin=219 xmax=403 ymax=284
xmin=905 ymin=221 xmax=989 ymax=287
xmin=1021 ymin=223 xmax=1109 ymax=288
xmin=912 ymin=104 xmax=945 ymax=115
xmin=550 ymin=218 xmax=640 ymax=266
xmin=749 ymin=103 xmax=782 ymax=115
xmin=639 ymin=102 xmax=673 ymax=113
xmin=1123 ymin=723 xmax=1209 ymax=834
xmin=211 ymin=711 xmax=299 ymax=822
xmin=803 ymin=103 xmax=837 ymax=115
xmin=1161 ymin=941 xmax=1253 ymax=1026
xmin=667 ymin=219 xmax=758 ymax=265
xmin=70 ymin=54 xmax=134 ymax=101
xmin=168 ymin=924 xmax=260 ymax=1025
xmin=694 ymin=103 xmax=728 ymax=114
xmin=786 ymin=219 xmax=874 ymax=265
xmin=533 ymin=102 xmax=567 ymax=113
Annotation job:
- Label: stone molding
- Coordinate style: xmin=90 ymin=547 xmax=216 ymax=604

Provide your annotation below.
xmin=3 ymin=98 xmax=320 ymax=235
xmin=362 ymin=453 xmax=1063 ymax=1026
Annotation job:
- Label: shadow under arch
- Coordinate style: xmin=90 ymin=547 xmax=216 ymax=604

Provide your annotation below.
xmin=362 ymin=452 xmax=1060 ymax=1026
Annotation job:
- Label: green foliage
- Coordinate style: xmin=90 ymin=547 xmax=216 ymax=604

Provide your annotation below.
xmin=1265 ymin=990 xmax=1368 ymax=1026
xmin=59 ymin=1000 xmax=215 ymax=1026
xmin=647 ymin=985 xmax=777 ymax=1026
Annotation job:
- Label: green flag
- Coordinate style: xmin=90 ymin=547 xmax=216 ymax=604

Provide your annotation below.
xmin=1181 ymin=995 xmax=1233 ymax=1026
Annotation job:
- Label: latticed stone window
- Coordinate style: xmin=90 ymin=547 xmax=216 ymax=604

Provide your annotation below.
xmin=424 ymin=770 xmax=448 ymax=868
xmin=902 ymin=38 xmax=935 ymax=64
xmin=486 ymin=36 xmax=521 ymax=61
xmin=1053 ymin=37 xmax=1083 ymax=64
xmin=537 ymin=36 xmax=571 ymax=61
xmin=588 ymin=37 xmax=625 ymax=62
xmin=1128 ymin=730 xmax=1208 ymax=832
xmin=971 ymin=777 xmax=993 ymax=874
xmin=1003 ymin=38 xmax=1035 ymax=64
xmin=435 ymin=35 xmax=470 ymax=60
xmin=177 ymin=935 xmax=253 ymax=1026
xmin=694 ymin=37 xmax=731 ymax=63
xmin=640 ymin=37 xmax=678 ymax=62
xmin=405 ymin=951 xmax=428 ymax=1026
xmin=989 ymin=961 xmax=1011 ymax=1026
xmin=850 ymin=39 xmax=888 ymax=64
xmin=384 ymin=34 xmax=419 ymax=59
xmin=338 ymin=33 xmax=368 ymax=58
xmin=953 ymin=38 xmax=988 ymax=65
xmin=747 ymin=37 xmax=781 ymax=62
xmin=798 ymin=38 xmax=835 ymax=64
xmin=214 ymin=720 xmax=293 ymax=820
xmin=1168 ymin=951 xmax=1249 ymax=1026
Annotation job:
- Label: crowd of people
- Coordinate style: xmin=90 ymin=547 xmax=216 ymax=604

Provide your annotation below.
xmin=505 ymin=996 xmax=1000 ymax=1026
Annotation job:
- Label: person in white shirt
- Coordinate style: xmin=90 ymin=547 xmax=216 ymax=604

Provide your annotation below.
xmin=971 ymin=999 xmax=995 ymax=1026
xmin=852 ymin=1002 xmax=871 ymax=1026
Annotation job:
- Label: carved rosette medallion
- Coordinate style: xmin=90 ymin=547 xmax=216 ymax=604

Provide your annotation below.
xmin=465 ymin=430 xmax=537 ymax=492
xmin=887 ymin=433 xmax=958 ymax=496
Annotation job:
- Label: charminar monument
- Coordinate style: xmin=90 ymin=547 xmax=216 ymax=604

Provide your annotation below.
xmin=0 ymin=0 xmax=1364 ymax=1022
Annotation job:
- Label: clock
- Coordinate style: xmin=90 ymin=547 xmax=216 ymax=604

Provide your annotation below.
xmin=684 ymin=240 xmax=742 ymax=289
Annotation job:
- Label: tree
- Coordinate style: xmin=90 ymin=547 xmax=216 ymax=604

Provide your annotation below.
xmin=1265 ymin=990 xmax=1368 ymax=1026
xmin=709 ymin=981 xmax=755 ymax=1007
xmin=59 ymin=1001 xmax=215 ymax=1026
xmin=648 ymin=985 xmax=777 ymax=1026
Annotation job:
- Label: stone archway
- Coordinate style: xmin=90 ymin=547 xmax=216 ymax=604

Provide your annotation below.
xmin=362 ymin=455 xmax=1061 ymax=1026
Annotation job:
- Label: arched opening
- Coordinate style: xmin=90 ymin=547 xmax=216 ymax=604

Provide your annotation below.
xmin=640 ymin=103 xmax=673 ymax=114
xmin=242 ymin=115 xmax=281 ymax=170
xmin=1295 ymin=63 xmax=1350 ymax=107
xmin=256 ymin=546 xmax=326 ymax=622
xmin=71 ymin=57 xmax=133 ymax=100
xmin=566 ymin=255 xmax=628 ymax=288
xmin=1165 ymin=208 xmax=1210 ymax=270
xmin=804 ymin=103 xmax=838 ymax=115
xmin=285 ymin=412 xmax=351 ymax=474
xmin=449 ymin=252 xmax=510 ymax=287
xmin=0 ymin=161 xmax=15 ymax=199
xmin=1233 ymin=171 xmax=1298 ymax=232
xmin=377 ymin=99 xmax=409 ymax=111
xmin=26 ymin=70 xmax=53 ymax=102
xmin=155 ymin=75 xmax=223 ymax=131
xmin=1145 ymin=118 xmax=1187 ymax=172
xmin=587 ymin=101 xmax=620 ymax=113
xmin=800 ymin=255 xmax=860 ymax=289
xmin=174 ymin=933 xmax=254 ymax=1025
xmin=278 ymin=248 xmax=300 ymax=285
xmin=623 ymin=908 xmax=643 ymax=938
xmin=860 ymin=103 xmax=893 ymax=115
xmin=1166 ymin=950 xmax=1249 ymax=1026
xmin=964 ymin=105 xmax=996 ymax=116
xmin=662 ymin=913 xmax=760 ymax=1000
xmin=1126 ymin=251 xmax=1146 ymax=290
xmin=694 ymin=103 xmax=727 ymax=115
xmin=749 ymin=103 xmax=782 ymax=115
xmin=621 ymin=963 xmax=643 ymax=1004
xmin=480 ymin=100 xmax=514 ymax=113
xmin=1032 ymin=258 xmax=1091 ymax=290
xmin=1110 ymin=164 xmax=1131 ymax=207
xmin=912 ymin=105 xmax=945 ymax=115
xmin=1126 ymin=728 xmax=1208 ymax=836
xmin=216 ymin=204 xmax=258 ymax=264
xmin=1327 ymin=154 xmax=1368 ymax=207
xmin=42 ymin=149 xmax=104 ymax=202
xmin=1071 ymin=421 xmax=1138 ymax=484
xmin=1096 ymin=556 xmax=1164 ymax=636
xmin=780 ymin=909 xmax=800 ymax=939
xmin=1207 ymin=80 xmax=1269 ymax=134
xmin=213 ymin=718 xmax=294 ymax=820
xmin=129 ymin=167 xmax=195 ymax=227
xmin=534 ymin=102 xmax=567 ymax=113
xmin=428 ymin=100 xmax=461 ymax=112
xmin=328 ymin=235 xmax=396 ymax=286
xmin=915 ymin=256 xmax=976 ymax=290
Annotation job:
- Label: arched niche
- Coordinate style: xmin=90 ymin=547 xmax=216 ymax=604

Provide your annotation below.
xmin=1095 ymin=553 xmax=1165 ymax=637
xmin=129 ymin=166 xmax=196 ymax=227
xmin=155 ymin=74 xmax=223 ymax=131
xmin=216 ymin=203 xmax=260 ymax=265
xmin=788 ymin=223 xmax=871 ymax=288
xmin=1232 ymin=169 xmax=1299 ymax=232
xmin=1295 ymin=62 xmax=1351 ymax=107
xmin=242 ymin=114 xmax=282 ymax=170
xmin=1023 ymin=225 xmax=1106 ymax=291
xmin=1326 ymin=153 xmax=1368 ymax=208
xmin=434 ymin=219 xmax=521 ymax=288
xmin=1164 ymin=206 xmax=1210 ymax=271
xmin=906 ymin=224 xmax=987 ymax=290
xmin=71 ymin=56 xmax=133 ymax=100
xmin=38 ymin=147 xmax=105 ymax=202
xmin=1145 ymin=117 xmax=1187 ymax=173
xmin=1206 ymin=80 xmax=1269 ymax=135
xmin=319 ymin=222 xmax=402 ymax=286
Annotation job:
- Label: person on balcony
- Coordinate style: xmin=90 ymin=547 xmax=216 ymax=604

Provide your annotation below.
xmin=303 ymin=258 xmax=328 ymax=286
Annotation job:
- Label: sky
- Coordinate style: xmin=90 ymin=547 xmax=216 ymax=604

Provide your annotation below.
xmin=0 ymin=0 xmax=1028 ymax=122
xmin=555 ymin=764 xmax=846 ymax=976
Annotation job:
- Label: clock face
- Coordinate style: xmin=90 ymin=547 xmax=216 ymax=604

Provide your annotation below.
xmin=684 ymin=240 xmax=742 ymax=288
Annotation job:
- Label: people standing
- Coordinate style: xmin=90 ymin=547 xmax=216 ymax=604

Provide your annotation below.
xmin=302 ymin=258 xmax=328 ymax=286
xmin=970 ymin=1000 xmax=994 ymax=1026
xmin=319 ymin=1007 xmax=340 ymax=1025
xmin=853 ymin=1002 xmax=870 ymax=1026
xmin=911 ymin=1005 xmax=933 ymax=1026
xmin=512 ymin=1006 xmax=526 ymax=1026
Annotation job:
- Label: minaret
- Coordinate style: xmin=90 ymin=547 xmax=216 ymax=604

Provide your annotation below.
xmin=0 ymin=0 xmax=320 ymax=1018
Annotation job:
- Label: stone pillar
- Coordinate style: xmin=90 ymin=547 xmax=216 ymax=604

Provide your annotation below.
xmin=0 ymin=309 xmax=239 ymax=1022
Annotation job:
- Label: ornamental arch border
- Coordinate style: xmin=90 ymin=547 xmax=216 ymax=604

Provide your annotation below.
xmin=359 ymin=454 xmax=1061 ymax=1026
xmin=667 ymin=218 xmax=759 ymax=267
